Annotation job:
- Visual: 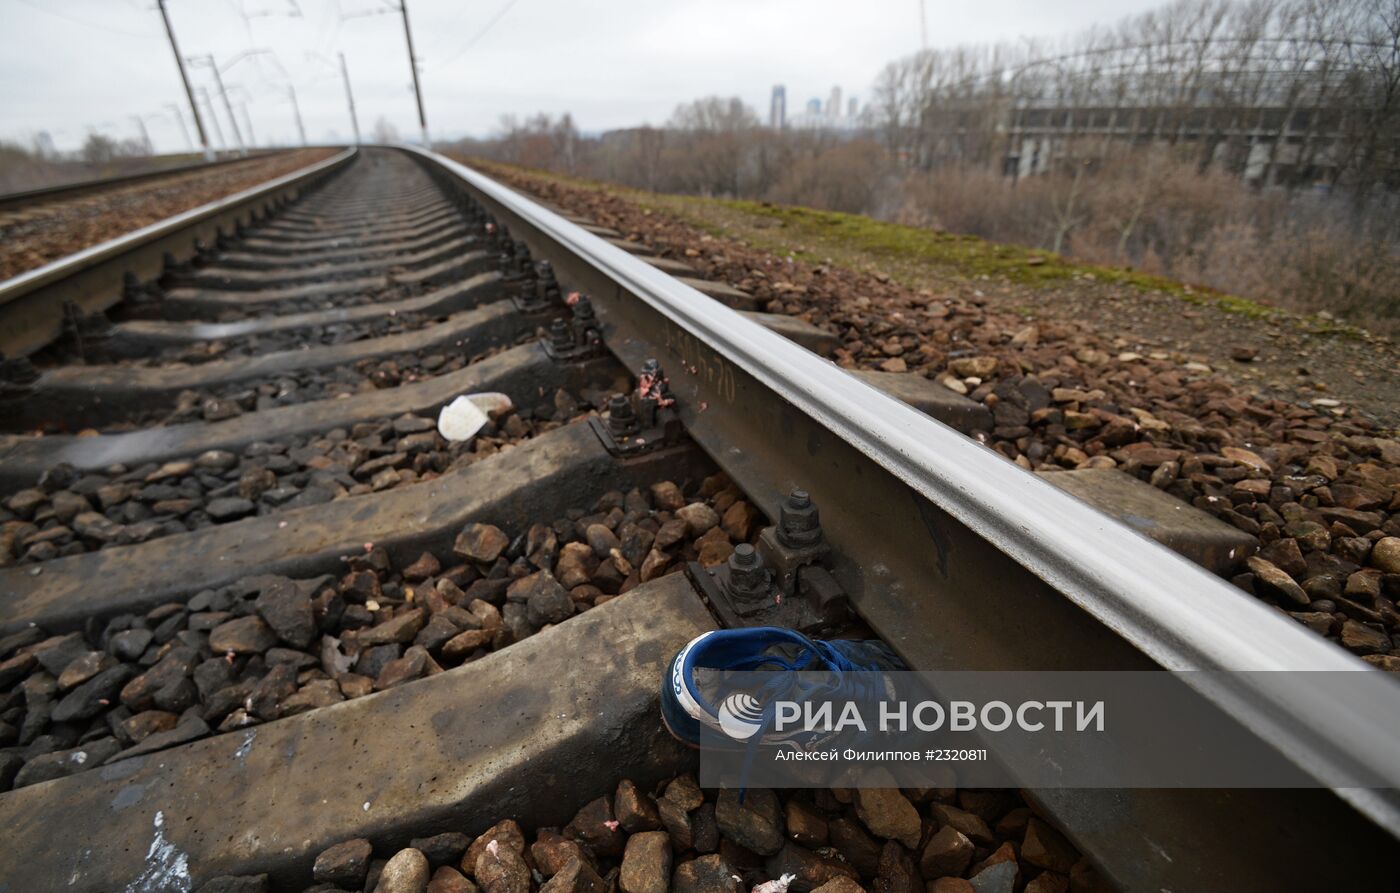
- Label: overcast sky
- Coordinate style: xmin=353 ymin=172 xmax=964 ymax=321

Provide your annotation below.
xmin=3 ymin=0 xmax=1164 ymax=153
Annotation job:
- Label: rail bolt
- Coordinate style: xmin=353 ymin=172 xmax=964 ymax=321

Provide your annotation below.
xmin=778 ymin=488 xmax=823 ymax=549
xmin=607 ymin=394 xmax=640 ymax=438
xmin=549 ymin=318 xmax=575 ymax=352
xmin=536 ymin=261 xmax=561 ymax=301
xmin=572 ymin=296 xmax=600 ymax=345
xmin=512 ymin=240 xmax=533 ymax=277
xmin=572 ymin=295 xmax=597 ymax=323
xmin=724 ymin=544 xmax=773 ymax=604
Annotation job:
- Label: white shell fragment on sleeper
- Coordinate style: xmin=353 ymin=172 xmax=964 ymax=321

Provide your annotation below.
xmin=437 ymin=392 xmax=513 ymax=442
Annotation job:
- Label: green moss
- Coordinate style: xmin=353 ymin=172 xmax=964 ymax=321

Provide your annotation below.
xmin=713 ymin=200 xmax=1226 ymax=303
xmin=716 ymin=199 xmax=1073 ymax=283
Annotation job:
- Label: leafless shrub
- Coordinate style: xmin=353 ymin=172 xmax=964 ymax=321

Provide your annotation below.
xmin=893 ymin=150 xmax=1400 ymax=334
xmin=0 ymin=134 xmax=153 ymax=193
xmin=764 ymin=140 xmax=894 ymax=214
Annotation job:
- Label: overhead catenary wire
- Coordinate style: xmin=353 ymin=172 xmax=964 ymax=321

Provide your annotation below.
xmin=437 ymin=0 xmax=522 ymax=69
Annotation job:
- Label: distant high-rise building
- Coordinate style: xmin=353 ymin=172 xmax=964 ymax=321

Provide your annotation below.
xmin=826 ymin=86 xmax=843 ymax=119
xmin=847 ymin=97 xmax=859 ymax=120
xmin=806 ymin=97 xmax=822 ymax=116
xmin=770 ymin=85 xmax=787 ymax=129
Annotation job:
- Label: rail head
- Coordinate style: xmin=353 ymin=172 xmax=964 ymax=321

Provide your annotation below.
xmin=403 ymin=145 xmax=1400 ymax=843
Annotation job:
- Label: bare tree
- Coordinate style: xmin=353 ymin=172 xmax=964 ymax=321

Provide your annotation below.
xmin=551 ymin=113 xmax=579 ymax=174
xmin=1340 ymin=0 xmax=1400 ymax=196
xmin=1045 ymin=153 xmax=1092 ymax=254
xmin=668 ymin=97 xmax=760 ymax=133
xmin=81 ymin=133 xmax=118 ymax=165
xmin=666 ymin=97 xmax=760 ymax=196
xmin=633 ymin=126 xmax=664 ymax=191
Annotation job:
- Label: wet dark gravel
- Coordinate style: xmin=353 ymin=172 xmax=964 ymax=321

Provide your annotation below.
xmin=185 ymin=774 xmax=1106 ymax=893
xmin=85 ymin=334 xmax=537 ymax=432
xmin=1 ymin=388 xmax=595 ymax=565
xmin=0 ymin=472 xmax=765 ymax=791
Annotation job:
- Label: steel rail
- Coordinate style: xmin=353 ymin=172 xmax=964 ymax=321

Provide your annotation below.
xmin=0 ymin=147 xmax=355 ymax=358
xmin=405 ymin=145 xmax=1400 ymax=889
xmin=0 ymin=150 xmax=287 ymax=214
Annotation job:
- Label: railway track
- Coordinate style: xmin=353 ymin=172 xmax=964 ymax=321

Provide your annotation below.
xmin=0 ymin=145 xmax=1396 ymax=892
xmin=0 ymin=152 xmax=286 ymax=219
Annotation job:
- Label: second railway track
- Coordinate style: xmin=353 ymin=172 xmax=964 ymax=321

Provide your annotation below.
xmin=0 ymin=151 xmax=287 ymax=219
xmin=0 ymin=146 xmax=1397 ymax=892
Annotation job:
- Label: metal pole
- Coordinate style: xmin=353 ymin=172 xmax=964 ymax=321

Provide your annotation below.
xmin=339 ymin=52 xmax=361 ymax=145
xmin=198 ymin=87 xmax=226 ymax=152
xmin=288 ymin=86 xmax=307 ymax=146
xmin=239 ymin=102 xmax=256 ymax=149
xmin=398 ymin=1 xmax=429 ymax=147
xmin=156 ymin=0 xmax=212 ymax=160
xmin=166 ymin=102 xmax=193 ymax=150
xmin=205 ymin=57 xmax=246 ymax=156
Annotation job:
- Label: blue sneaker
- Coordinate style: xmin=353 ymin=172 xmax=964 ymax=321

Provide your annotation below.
xmin=660 ymin=627 xmax=905 ymax=750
